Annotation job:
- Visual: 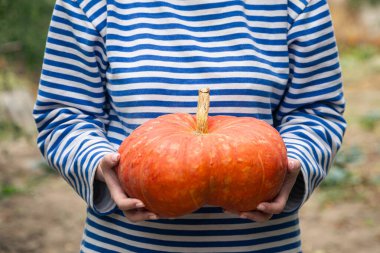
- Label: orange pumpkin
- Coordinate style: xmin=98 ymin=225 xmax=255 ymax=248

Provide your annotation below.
xmin=117 ymin=88 xmax=287 ymax=218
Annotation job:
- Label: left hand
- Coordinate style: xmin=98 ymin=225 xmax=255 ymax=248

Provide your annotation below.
xmin=96 ymin=153 xmax=159 ymax=222
xmin=226 ymin=158 xmax=301 ymax=222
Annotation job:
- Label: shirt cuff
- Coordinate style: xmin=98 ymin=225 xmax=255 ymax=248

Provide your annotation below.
xmin=283 ymin=149 xmax=309 ymax=213
xmin=88 ymin=149 xmax=117 ymax=216
xmin=93 ymin=179 xmax=117 ymax=215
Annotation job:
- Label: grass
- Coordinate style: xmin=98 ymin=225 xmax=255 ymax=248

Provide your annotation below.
xmin=360 ymin=112 xmax=380 ymax=131
xmin=0 ymin=162 xmax=57 ymax=200
xmin=0 ymin=184 xmax=25 ymax=199
xmin=319 ymin=143 xmax=380 ymax=206
xmin=341 ymin=45 xmax=379 ymax=61
xmin=320 ymin=146 xmax=363 ymax=188
xmin=0 ymin=120 xmax=23 ymax=140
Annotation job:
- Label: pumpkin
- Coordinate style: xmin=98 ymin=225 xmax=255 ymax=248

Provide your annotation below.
xmin=117 ymin=88 xmax=287 ymax=218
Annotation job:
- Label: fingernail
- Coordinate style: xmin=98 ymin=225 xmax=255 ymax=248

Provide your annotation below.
xmin=135 ymin=202 xmax=145 ymax=208
xmin=257 ymin=204 xmax=265 ymax=211
xmin=113 ymin=154 xmax=120 ymax=162
xmin=240 ymin=214 xmax=248 ymax=219
xmin=289 ymin=160 xmax=294 ymax=170
xmin=149 ymin=215 xmax=158 ymax=220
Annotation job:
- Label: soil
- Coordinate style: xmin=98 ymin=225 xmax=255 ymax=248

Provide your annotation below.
xmin=0 ymin=140 xmax=86 ymax=253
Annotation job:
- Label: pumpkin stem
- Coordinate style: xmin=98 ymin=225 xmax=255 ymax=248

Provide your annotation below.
xmin=196 ymin=88 xmax=210 ymax=134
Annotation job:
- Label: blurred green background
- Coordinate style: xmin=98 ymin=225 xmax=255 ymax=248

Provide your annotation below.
xmin=0 ymin=0 xmax=380 ymax=252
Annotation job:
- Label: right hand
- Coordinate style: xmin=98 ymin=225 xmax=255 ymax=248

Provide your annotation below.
xmin=96 ymin=153 xmax=159 ymax=222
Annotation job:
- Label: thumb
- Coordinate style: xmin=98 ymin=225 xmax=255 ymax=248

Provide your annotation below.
xmin=96 ymin=153 xmax=120 ymax=182
xmin=287 ymin=158 xmax=301 ymax=174
xmin=100 ymin=153 xmax=120 ymax=170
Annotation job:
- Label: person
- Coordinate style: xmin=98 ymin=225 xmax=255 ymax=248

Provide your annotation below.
xmin=33 ymin=0 xmax=346 ymax=252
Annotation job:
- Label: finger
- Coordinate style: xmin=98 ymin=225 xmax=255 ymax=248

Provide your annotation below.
xmin=287 ymin=158 xmax=301 ymax=174
xmin=257 ymin=200 xmax=284 ymax=215
xmin=257 ymin=182 xmax=295 ymax=214
xmin=99 ymin=153 xmax=120 ymax=171
xmin=240 ymin=211 xmax=273 ymax=222
xmin=257 ymin=158 xmax=301 ymax=214
xmin=96 ymin=153 xmax=120 ymax=182
xmin=103 ymin=172 xmax=144 ymax=210
xmin=278 ymin=158 xmax=301 ymax=199
xmin=123 ymin=209 xmax=159 ymax=223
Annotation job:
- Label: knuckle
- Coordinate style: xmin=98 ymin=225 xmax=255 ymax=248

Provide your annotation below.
xmin=115 ymin=199 xmax=129 ymax=210
xmin=114 ymin=197 xmax=134 ymax=211
xmin=128 ymin=215 xmax=143 ymax=223
xmin=115 ymin=200 xmax=124 ymax=209
xmin=118 ymin=202 xmax=132 ymax=211
xmin=101 ymin=156 xmax=111 ymax=168
xmin=266 ymin=214 xmax=274 ymax=221
xmin=123 ymin=212 xmax=137 ymax=222
xmin=101 ymin=154 xmax=115 ymax=169
xmin=100 ymin=161 xmax=110 ymax=173
xmin=256 ymin=216 xmax=268 ymax=223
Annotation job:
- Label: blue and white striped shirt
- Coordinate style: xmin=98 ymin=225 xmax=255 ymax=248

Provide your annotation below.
xmin=33 ymin=0 xmax=346 ymax=252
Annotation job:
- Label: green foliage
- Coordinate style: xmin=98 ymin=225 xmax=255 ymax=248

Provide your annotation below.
xmin=0 ymin=184 xmax=24 ymax=199
xmin=0 ymin=120 xmax=23 ymax=140
xmin=317 ymin=185 xmax=366 ymax=207
xmin=0 ymin=161 xmax=57 ymax=200
xmin=318 ymin=147 xmax=370 ymax=206
xmin=321 ymin=146 xmax=363 ymax=188
xmin=322 ymin=167 xmax=353 ymax=187
xmin=341 ymin=45 xmax=379 ymax=62
xmin=0 ymin=0 xmax=56 ymax=70
xmin=360 ymin=112 xmax=380 ymax=131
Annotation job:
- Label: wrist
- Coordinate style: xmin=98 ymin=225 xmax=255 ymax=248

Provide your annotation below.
xmin=95 ymin=165 xmax=105 ymax=182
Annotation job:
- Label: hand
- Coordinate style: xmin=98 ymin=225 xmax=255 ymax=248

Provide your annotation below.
xmin=96 ymin=153 xmax=159 ymax=222
xmin=227 ymin=158 xmax=301 ymax=222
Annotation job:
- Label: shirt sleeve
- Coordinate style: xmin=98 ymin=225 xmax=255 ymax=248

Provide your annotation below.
xmin=33 ymin=0 xmax=117 ymax=215
xmin=276 ymin=0 xmax=347 ymax=212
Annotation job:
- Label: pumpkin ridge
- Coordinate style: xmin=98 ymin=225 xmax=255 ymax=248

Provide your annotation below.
xmin=256 ymin=152 xmax=266 ymax=211
xmin=157 ymin=113 xmax=195 ymax=131
xmin=133 ymin=133 xmax=164 ymax=209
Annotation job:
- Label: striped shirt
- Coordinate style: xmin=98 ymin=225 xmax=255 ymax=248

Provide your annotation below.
xmin=33 ymin=0 xmax=346 ymax=252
